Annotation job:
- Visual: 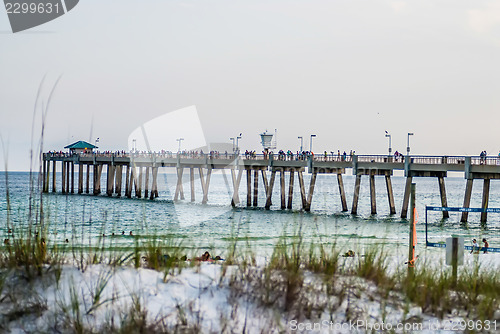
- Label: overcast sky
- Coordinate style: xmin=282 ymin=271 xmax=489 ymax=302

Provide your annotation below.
xmin=1 ymin=0 xmax=500 ymax=171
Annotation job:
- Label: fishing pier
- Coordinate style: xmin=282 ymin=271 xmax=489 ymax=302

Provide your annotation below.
xmin=42 ymin=152 xmax=500 ymax=223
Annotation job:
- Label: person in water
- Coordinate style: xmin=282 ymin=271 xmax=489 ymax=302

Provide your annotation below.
xmin=470 ymin=239 xmax=479 ymax=254
xmin=482 ymin=238 xmax=489 ymax=254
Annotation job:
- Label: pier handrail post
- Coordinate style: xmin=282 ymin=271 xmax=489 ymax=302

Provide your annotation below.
xmin=408 ymin=183 xmax=416 ymax=278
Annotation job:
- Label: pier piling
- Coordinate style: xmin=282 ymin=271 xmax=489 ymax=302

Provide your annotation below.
xmin=337 ymin=173 xmax=348 ymax=212
xmin=150 ymin=167 xmax=159 ymax=199
xmin=115 ymin=165 xmax=122 ymax=197
xmin=70 ymin=162 xmax=75 ymax=194
xmin=287 ymin=170 xmax=294 ymax=209
xmin=231 ymin=169 xmax=242 ymax=207
xmin=401 ymin=176 xmax=413 ymax=219
xmin=438 ymin=176 xmax=449 ymax=218
xmin=460 ymin=179 xmax=473 ymax=223
xmin=144 ymin=167 xmax=150 ymax=198
xmin=190 ymin=168 xmax=195 ymax=202
xmin=385 ymin=174 xmax=396 ymax=215
xmin=52 ymin=160 xmax=56 ymax=192
xmin=351 ymin=174 xmax=361 ymax=215
xmin=138 ymin=167 xmax=143 ymax=198
xmin=298 ymin=171 xmax=307 ymax=210
xmin=370 ymin=172 xmax=376 ymax=215
xmin=280 ymin=170 xmax=286 ymax=209
xmin=305 ymin=170 xmax=317 ymax=212
xmin=253 ymin=170 xmax=259 ymax=207
xmin=246 ymin=169 xmax=252 ymax=206
xmin=481 ymin=179 xmax=490 ymax=223
xmin=78 ymin=164 xmax=83 ymax=194
xmin=62 ymin=161 xmax=66 ymax=193
xmin=265 ymin=170 xmax=276 ymax=210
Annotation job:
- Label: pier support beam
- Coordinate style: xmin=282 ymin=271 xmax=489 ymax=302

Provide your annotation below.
xmin=42 ymin=160 xmax=48 ymax=193
xmin=287 ymin=170 xmax=294 ymax=209
xmin=106 ymin=164 xmax=115 ymax=196
xmin=86 ymin=165 xmax=90 ymax=194
xmin=92 ymin=165 xmax=97 ymax=195
xmin=190 ymin=168 xmax=195 ymax=202
xmin=70 ymin=162 xmax=74 ymax=194
xmin=280 ymin=170 xmax=286 ymax=209
xmin=199 ymin=167 xmax=211 ymax=204
xmin=460 ymin=179 xmax=473 ymax=223
xmin=246 ymin=170 xmax=252 ymax=207
xmin=128 ymin=166 xmax=134 ymax=198
xmin=62 ymin=161 xmax=66 ymax=193
xmin=337 ymin=173 xmax=348 ymax=212
xmin=305 ymin=170 xmax=318 ymax=212
xmin=115 ymin=165 xmax=122 ymax=197
xmin=385 ymin=174 xmax=396 ymax=215
xmin=125 ymin=166 xmax=130 ymax=198
xmin=370 ymin=173 xmax=376 ymax=215
xmin=298 ymin=171 xmax=307 ymax=210
xmin=174 ymin=167 xmax=184 ymax=201
xmin=261 ymin=170 xmax=269 ymax=202
xmin=66 ymin=162 xmax=70 ymax=194
xmin=265 ymin=170 xmax=276 ymax=210
xmin=78 ymin=164 xmax=83 ymax=194
xmin=133 ymin=167 xmax=139 ymax=197
xmin=231 ymin=169 xmax=242 ymax=207
xmin=438 ymin=176 xmax=449 ymax=218
xmin=481 ymin=179 xmax=490 ymax=223
xmin=144 ymin=167 xmax=150 ymax=199
xmin=401 ymin=176 xmax=413 ymax=219
xmin=253 ymin=170 xmax=259 ymax=207
xmin=351 ymin=174 xmax=361 ymax=215
xmin=52 ymin=160 xmax=56 ymax=193
xmin=137 ymin=167 xmax=143 ymax=198
xmin=150 ymin=167 xmax=158 ymax=199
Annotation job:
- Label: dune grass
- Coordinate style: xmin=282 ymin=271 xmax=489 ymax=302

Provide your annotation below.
xmin=1 ymin=166 xmax=499 ymax=332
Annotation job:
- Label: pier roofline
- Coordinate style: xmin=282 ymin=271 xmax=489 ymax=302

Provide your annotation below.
xmin=42 ymin=152 xmax=500 ymax=222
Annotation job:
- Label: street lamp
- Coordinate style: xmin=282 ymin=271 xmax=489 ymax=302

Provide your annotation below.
xmin=95 ymin=137 xmax=100 ymax=148
xmin=298 ymin=136 xmax=303 ymax=152
xmin=230 ymin=137 xmax=235 ymax=152
xmin=236 ymin=133 xmax=242 ymax=153
xmin=310 ymin=134 xmax=317 ymax=152
xmin=132 ymin=139 xmax=136 ymax=153
xmin=176 ymin=138 xmax=184 ymax=152
xmin=407 ymin=133 xmax=414 ymax=155
xmin=385 ymin=131 xmax=392 ymax=156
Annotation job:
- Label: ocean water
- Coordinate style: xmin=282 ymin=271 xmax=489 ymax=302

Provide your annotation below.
xmin=1 ymin=171 xmax=499 ymax=257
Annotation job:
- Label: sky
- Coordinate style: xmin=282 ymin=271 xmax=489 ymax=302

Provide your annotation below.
xmin=1 ymin=0 xmax=500 ymax=171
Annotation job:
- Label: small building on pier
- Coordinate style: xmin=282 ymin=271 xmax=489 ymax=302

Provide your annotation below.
xmin=64 ymin=141 xmax=97 ymax=154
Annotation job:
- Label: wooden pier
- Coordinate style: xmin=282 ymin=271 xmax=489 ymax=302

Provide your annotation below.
xmin=42 ymin=152 xmax=500 ymax=222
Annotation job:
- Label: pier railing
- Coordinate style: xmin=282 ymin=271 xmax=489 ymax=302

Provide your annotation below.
xmin=43 ymin=152 xmax=500 ymax=166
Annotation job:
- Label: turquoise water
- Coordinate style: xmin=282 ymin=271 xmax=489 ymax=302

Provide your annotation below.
xmin=1 ymin=171 xmax=499 ymax=255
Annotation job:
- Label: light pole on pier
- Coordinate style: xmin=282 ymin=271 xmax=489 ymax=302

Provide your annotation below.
xmin=407 ymin=133 xmax=414 ymax=155
xmin=95 ymin=137 xmax=100 ymax=149
xmin=310 ymin=134 xmax=316 ymax=152
xmin=298 ymin=136 xmax=303 ymax=152
xmin=176 ymin=138 xmax=184 ymax=152
xmin=385 ymin=131 xmax=392 ymax=156
xmin=132 ymin=139 xmax=136 ymax=153
xmin=230 ymin=137 xmax=235 ymax=152
xmin=236 ymin=133 xmax=242 ymax=153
